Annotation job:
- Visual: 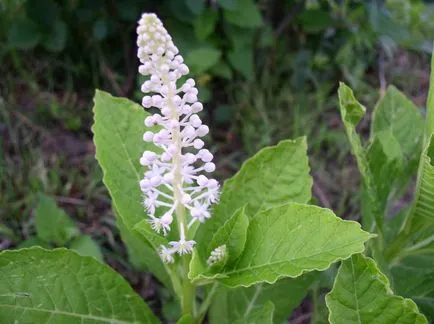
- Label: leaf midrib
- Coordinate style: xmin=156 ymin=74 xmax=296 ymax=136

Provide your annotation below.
xmin=350 ymin=258 xmax=363 ymax=324
xmin=0 ymin=304 xmax=137 ymax=324
xmin=223 ymin=238 xmax=367 ymax=277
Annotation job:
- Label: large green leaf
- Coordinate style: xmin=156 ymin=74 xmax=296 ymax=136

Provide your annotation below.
xmin=92 ymin=90 xmax=172 ymax=286
xmin=0 ymin=247 xmax=158 ymax=323
xmin=92 ymin=90 xmax=151 ymax=229
xmin=214 ymin=203 xmax=372 ymax=287
xmin=35 ymin=194 xmax=79 ymax=245
xmin=209 ymin=273 xmax=316 ymax=324
xmin=195 ymin=137 xmax=312 ymax=259
xmin=371 ymin=85 xmax=423 ymax=174
xmin=326 ymin=254 xmax=427 ymax=324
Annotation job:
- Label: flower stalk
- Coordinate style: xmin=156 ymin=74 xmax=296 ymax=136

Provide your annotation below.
xmin=136 ymin=13 xmax=221 ymax=319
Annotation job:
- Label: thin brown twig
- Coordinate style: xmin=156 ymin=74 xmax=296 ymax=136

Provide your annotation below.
xmin=55 ymin=196 xmax=87 ymax=206
xmin=313 ymin=178 xmax=331 ymax=209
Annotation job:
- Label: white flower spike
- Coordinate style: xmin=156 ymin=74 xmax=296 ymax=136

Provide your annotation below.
xmin=207 ymin=245 xmax=227 ymax=266
xmin=137 ymin=13 xmax=220 ymax=263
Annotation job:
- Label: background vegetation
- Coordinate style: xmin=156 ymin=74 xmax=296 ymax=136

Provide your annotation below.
xmin=1 ymin=0 xmax=434 ymax=322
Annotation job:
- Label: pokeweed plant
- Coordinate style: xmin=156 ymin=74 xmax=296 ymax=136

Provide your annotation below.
xmin=0 ymin=13 xmax=431 ymax=324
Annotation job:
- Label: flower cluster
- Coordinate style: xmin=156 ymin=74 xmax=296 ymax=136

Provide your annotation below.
xmin=137 ymin=13 xmax=219 ymax=262
xmin=207 ymin=245 xmax=227 ymax=266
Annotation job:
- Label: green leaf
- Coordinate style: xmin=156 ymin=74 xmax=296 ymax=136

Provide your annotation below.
xmin=228 ymin=48 xmax=254 ymax=80
xmin=367 ymin=130 xmax=403 ymax=204
xmin=185 ymin=47 xmax=222 ymax=75
xmin=390 ymin=252 xmax=434 ymax=320
xmin=233 ymin=301 xmax=274 ymax=324
xmin=391 ymin=136 xmax=434 ymax=248
xmin=209 ymin=273 xmax=317 ymax=324
xmin=69 ymin=235 xmax=103 ymax=261
xmin=0 ymin=247 xmax=159 ymax=323
xmin=7 ymin=19 xmax=42 ymax=49
xmin=399 ymin=50 xmax=434 ymax=239
xmin=177 ymin=313 xmax=194 ymax=324
xmin=194 ymin=9 xmax=218 ymax=40
xmin=195 ymin=137 xmax=312 ymax=259
xmin=326 ymin=254 xmax=427 ymax=324
xmin=208 ymin=206 xmax=249 ymax=265
xmin=93 ymin=90 xmax=154 ymax=230
xmin=338 ymin=83 xmax=384 ymax=232
xmin=35 ymin=194 xmax=79 ymax=245
xmin=371 ymin=85 xmax=424 ymax=178
xmin=385 ymin=50 xmax=434 ymax=320
xmin=426 ymin=49 xmax=434 ymax=141
xmin=216 ymin=203 xmax=372 ymax=287
xmin=189 ymin=207 xmax=249 ymax=280
xmin=92 ymin=91 xmax=172 ymax=287
xmin=363 ymin=129 xmax=404 ymax=229
xmin=223 ymin=0 xmax=263 ymax=28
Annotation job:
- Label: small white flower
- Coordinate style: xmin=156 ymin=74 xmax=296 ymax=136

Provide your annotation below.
xmin=159 ymin=245 xmax=175 ymax=264
xmin=169 ymin=239 xmax=196 ymax=255
xmin=144 ymin=191 xmax=159 ymax=215
xmin=148 ymin=216 xmax=163 ymax=233
xmin=207 ymin=245 xmax=227 ymax=266
xmin=189 ymin=200 xmax=211 ymax=224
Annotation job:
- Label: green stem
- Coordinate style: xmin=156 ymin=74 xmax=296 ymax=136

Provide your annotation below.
xmin=163 ymin=62 xmax=196 ymax=319
xmin=180 ymin=254 xmax=195 ymax=316
xmin=197 ymin=283 xmax=218 ymax=322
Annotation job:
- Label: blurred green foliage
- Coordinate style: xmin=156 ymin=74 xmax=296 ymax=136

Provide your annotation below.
xmin=2 ymin=0 xmax=434 ymax=226
xmin=2 ymin=0 xmax=434 ymax=100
